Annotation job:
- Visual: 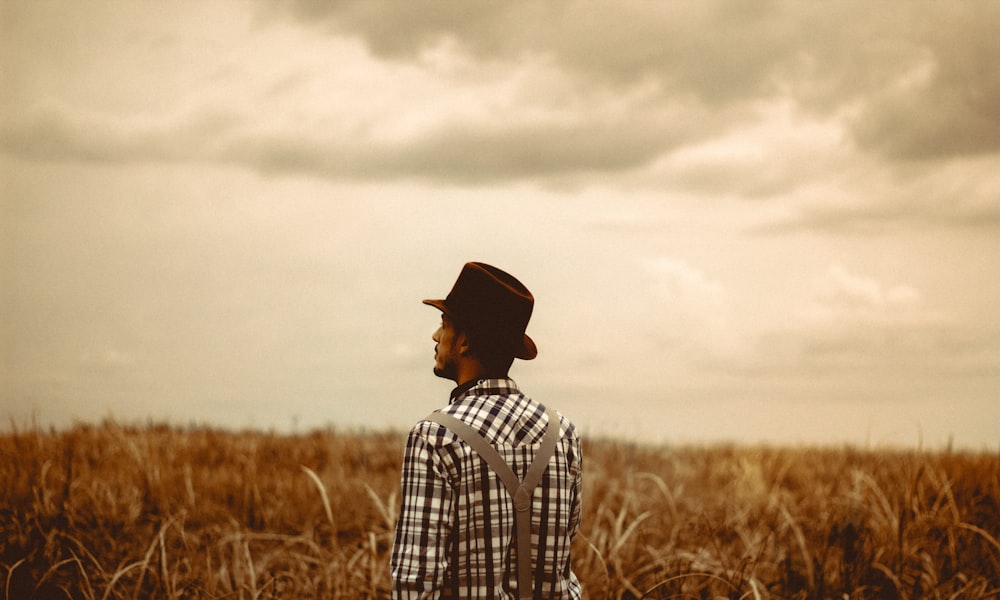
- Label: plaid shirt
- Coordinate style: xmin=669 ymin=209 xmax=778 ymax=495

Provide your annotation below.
xmin=390 ymin=378 xmax=583 ymax=599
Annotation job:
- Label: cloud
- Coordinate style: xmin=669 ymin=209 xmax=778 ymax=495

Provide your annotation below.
xmin=0 ymin=78 xmax=704 ymax=184
xmin=754 ymin=152 xmax=1000 ymax=233
xmin=797 ymin=264 xmax=926 ymax=325
xmin=648 ymin=99 xmax=851 ymax=199
xmin=735 ymin=264 xmax=994 ymax=383
xmin=847 ymin=10 xmax=1000 ymax=160
xmin=261 ymin=1 xmax=798 ymax=105
xmin=0 ymin=100 xmax=237 ymax=164
xmin=263 ymin=1 xmax=1000 ymax=159
xmin=631 ymin=257 xmax=742 ymax=362
xmin=225 ymin=109 xmax=684 ymax=183
xmin=3 ymin=0 xmax=999 ymax=223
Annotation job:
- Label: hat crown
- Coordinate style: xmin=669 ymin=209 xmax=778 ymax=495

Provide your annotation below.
xmin=448 ymin=262 xmax=532 ymax=330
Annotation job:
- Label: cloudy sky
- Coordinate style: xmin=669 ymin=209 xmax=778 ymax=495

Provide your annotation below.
xmin=2 ymin=1 xmax=998 ymax=450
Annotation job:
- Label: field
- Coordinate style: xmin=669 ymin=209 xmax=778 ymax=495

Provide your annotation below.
xmin=1 ymin=422 xmax=998 ymax=599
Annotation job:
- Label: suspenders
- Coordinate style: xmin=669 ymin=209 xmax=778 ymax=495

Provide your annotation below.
xmin=425 ymin=406 xmax=561 ymax=600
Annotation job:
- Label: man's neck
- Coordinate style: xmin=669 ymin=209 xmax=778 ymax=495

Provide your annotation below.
xmin=454 ymin=359 xmax=488 ymax=388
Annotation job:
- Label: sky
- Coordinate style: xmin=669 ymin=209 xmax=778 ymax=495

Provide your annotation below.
xmin=2 ymin=1 xmax=999 ymax=450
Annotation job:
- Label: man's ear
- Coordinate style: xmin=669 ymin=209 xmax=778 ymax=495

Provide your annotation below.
xmin=456 ymin=330 xmax=472 ymax=356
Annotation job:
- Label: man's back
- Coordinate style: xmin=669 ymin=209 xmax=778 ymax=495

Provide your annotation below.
xmin=390 ymin=378 xmax=583 ymax=599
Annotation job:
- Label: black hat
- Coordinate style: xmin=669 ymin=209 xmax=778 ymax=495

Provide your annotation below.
xmin=423 ymin=262 xmax=537 ymax=360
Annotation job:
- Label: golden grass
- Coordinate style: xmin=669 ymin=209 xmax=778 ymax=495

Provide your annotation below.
xmin=1 ymin=421 xmax=997 ymax=599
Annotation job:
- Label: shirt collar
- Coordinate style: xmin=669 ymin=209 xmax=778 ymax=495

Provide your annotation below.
xmin=450 ymin=377 xmax=520 ymax=403
xmin=449 ymin=379 xmax=480 ymax=402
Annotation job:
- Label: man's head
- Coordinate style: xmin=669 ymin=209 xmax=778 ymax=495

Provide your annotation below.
xmin=424 ymin=262 xmax=536 ymax=383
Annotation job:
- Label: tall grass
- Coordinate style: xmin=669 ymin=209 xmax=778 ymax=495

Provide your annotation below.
xmin=1 ymin=422 xmax=997 ymax=598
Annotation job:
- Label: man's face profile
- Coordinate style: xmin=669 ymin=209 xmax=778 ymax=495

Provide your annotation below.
xmin=432 ymin=315 xmax=461 ymax=382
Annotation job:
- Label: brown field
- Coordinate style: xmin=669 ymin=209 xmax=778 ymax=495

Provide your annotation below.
xmin=1 ymin=422 xmax=998 ymax=599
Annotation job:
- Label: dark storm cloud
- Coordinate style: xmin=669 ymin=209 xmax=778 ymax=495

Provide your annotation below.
xmin=266 ymin=0 xmax=1000 ymax=160
xmin=3 ymin=0 xmax=1000 ymax=189
xmin=227 ymin=116 xmax=691 ymax=183
xmin=848 ymin=10 xmax=1000 ymax=161
xmin=0 ymin=96 xmax=704 ymax=184
xmin=264 ymin=1 xmax=800 ymax=104
xmin=0 ymin=101 xmax=240 ymax=165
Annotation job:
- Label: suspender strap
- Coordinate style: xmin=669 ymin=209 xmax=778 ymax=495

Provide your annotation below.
xmin=425 ymin=406 xmax=561 ymax=600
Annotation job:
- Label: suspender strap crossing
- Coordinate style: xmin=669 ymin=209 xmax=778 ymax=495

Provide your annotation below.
xmin=425 ymin=406 xmax=561 ymax=600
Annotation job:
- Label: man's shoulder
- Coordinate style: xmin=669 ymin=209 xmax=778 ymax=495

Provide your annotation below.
xmin=555 ymin=409 xmax=579 ymax=439
xmin=408 ymin=413 xmax=463 ymax=448
xmin=413 ymin=378 xmax=578 ymax=448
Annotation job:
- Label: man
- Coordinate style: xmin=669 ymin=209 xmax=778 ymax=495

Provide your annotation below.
xmin=391 ymin=262 xmax=583 ymax=599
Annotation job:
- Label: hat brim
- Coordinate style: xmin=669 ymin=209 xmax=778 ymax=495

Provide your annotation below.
xmin=517 ymin=334 xmax=538 ymax=360
xmin=423 ymin=299 xmax=537 ymax=360
xmin=422 ymin=298 xmax=450 ymax=315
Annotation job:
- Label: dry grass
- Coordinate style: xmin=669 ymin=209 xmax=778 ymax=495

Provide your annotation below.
xmin=1 ymin=421 xmax=997 ymax=599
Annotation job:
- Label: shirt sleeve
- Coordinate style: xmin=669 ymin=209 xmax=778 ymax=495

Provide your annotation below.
xmin=568 ymin=435 xmax=584 ymax=543
xmin=390 ymin=426 xmax=454 ymax=599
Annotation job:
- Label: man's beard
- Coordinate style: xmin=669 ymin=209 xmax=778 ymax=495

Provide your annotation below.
xmin=433 ymin=343 xmax=459 ymax=381
xmin=433 ymin=358 xmax=458 ymax=381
